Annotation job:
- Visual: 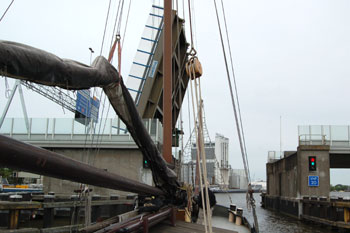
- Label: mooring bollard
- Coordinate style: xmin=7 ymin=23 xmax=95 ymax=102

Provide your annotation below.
xmin=8 ymin=194 xmax=22 ymax=229
xmin=229 ymin=204 xmax=236 ymax=223
xmin=228 ymin=211 xmax=234 ymax=223
xmin=230 ymin=204 xmax=237 ymax=212
xmin=235 ymin=208 xmax=243 ymax=226
xmin=43 ymin=194 xmax=55 ymax=228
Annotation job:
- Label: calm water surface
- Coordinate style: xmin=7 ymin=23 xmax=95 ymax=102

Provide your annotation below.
xmin=215 ymin=192 xmax=350 ymax=233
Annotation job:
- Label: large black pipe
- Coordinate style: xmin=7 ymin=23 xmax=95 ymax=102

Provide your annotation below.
xmin=0 ymin=135 xmax=164 ymax=196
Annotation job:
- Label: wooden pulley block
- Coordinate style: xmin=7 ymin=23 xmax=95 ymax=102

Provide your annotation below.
xmin=186 ymin=57 xmax=203 ymax=79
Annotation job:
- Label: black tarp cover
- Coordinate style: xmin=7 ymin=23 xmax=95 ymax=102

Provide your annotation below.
xmin=0 ymin=40 xmax=178 ymax=197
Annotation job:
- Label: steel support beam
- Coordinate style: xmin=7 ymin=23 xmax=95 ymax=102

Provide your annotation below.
xmin=0 ymin=81 xmax=18 ymax=129
xmin=0 ymin=135 xmax=164 ymax=196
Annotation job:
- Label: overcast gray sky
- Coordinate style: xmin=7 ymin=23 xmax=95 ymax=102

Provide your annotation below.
xmin=1 ymin=0 xmax=350 ymax=185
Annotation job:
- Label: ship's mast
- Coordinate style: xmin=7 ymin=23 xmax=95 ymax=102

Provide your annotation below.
xmin=163 ymin=0 xmax=172 ymax=163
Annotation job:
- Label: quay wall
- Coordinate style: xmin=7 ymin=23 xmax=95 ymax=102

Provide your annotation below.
xmin=261 ymin=194 xmax=299 ymax=218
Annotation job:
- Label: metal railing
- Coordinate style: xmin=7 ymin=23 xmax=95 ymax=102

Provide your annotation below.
xmin=267 ymin=151 xmax=283 ymax=163
xmin=0 ymin=117 xmax=163 ymax=147
xmin=298 ymin=125 xmax=350 ymax=147
xmin=299 ymin=134 xmax=327 ymax=145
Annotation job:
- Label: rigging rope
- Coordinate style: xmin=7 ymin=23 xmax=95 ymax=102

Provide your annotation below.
xmin=0 ymin=0 xmax=14 ymax=23
xmin=182 ymin=0 xmax=185 ymax=22
xmin=212 ymin=0 xmax=248 ymax=189
xmin=116 ymin=0 xmax=124 ymax=35
xmin=212 ymin=0 xmax=259 ymax=231
xmin=108 ymin=0 xmax=123 ymax=54
xmin=78 ymin=1 xmax=125 ymax=225
xmin=220 ymin=0 xmax=251 ymax=180
xmin=188 ymin=64 xmax=209 ymax=233
xmin=100 ymin=0 xmax=113 ymax=56
xmin=94 ymin=0 xmax=126 ymax=164
xmin=186 ymin=1 xmax=213 ymax=231
xmin=190 ymin=0 xmax=198 ymax=49
xmin=121 ymin=0 xmax=132 ymax=47
xmin=187 ymin=55 xmax=214 ymax=233
xmin=187 ymin=0 xmax=194 ymax=50
xmin=196 ymin=66 xmax=213 ymax=233
xmin=96 ymin=0 xmax=124 ymax=150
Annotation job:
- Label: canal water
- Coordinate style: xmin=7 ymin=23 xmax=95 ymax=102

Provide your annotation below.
xmin=215 ymin=192 xmax=350 ymax=233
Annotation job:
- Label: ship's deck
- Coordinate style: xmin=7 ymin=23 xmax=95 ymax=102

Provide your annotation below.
xmin=150 ymin=220 xmax=238 ymax=233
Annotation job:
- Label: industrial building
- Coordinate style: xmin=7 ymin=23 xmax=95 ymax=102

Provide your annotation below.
xmin=181 ymin=134 xmax=230 ymax=188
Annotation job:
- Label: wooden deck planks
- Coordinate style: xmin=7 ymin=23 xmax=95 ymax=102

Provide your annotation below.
xmin=150 ymin=221 xmax=238 ymax=233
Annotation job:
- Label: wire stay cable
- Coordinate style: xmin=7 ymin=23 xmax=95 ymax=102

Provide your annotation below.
xmin=100 ymin=0 xmax=113 ymax=56
xmin=220 ymin=0 xmax=251 ymax=179
xmin=0 ymin=0 xmax=15 ymax=23
xmin=213 ymin=0 xmax=259 ymax=232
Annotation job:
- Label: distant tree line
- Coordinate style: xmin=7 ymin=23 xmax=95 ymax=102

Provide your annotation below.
xmin=0 ymin=168 xmax=16 ymax=183
xmin=331 ymin=184 xmax=350 ymax=192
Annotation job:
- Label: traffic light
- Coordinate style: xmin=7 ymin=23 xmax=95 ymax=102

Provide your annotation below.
xmin=308 ymin=156 xmax=316 ymax=171
xmin=143 ymin=156 xmax=150 ymax=169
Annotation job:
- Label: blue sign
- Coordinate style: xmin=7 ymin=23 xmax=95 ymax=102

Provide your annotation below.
xmin=90 ymin=96 xmax=100 ymax=123
xmin=308 ymin=176 xmax=319 ymax=187
xmin=76 ymin=90 xmax=91 ymax=116
xmin=148 ymin=60 xmax=158 ymax=78
xmin=75 ymin=90 xmax=100 ymax=123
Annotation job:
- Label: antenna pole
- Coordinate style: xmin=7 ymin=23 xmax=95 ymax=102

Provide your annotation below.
xmin=280 ymin=115 xmax=282 ymax=158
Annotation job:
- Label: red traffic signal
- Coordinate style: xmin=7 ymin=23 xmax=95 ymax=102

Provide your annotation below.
xmin=308 ymin=156 xmax=316 ymax=171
